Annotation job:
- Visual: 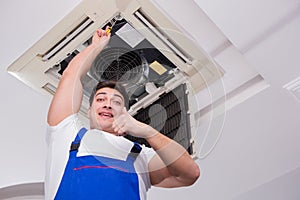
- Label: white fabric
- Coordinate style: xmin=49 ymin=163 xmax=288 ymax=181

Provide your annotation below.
xmin=45 ymin=114 xmax=156 ymax=200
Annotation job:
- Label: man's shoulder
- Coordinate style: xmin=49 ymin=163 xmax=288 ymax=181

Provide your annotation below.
xmin=46 ymin=113 xmax=84 ymax=143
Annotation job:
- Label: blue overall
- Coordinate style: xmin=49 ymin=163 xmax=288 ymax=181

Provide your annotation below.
xmin=55 ymin=128 xmax=142 ymax=200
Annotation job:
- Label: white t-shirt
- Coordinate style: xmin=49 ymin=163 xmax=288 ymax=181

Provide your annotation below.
xmin=45 ymin=114 xmax=156 ymax=200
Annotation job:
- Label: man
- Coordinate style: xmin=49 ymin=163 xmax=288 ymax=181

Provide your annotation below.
xmin=46 ymin=27 xmax=200 ymax=200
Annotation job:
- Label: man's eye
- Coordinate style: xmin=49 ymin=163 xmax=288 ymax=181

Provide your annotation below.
xmin=96 ymin=98 xmax=104 ymax=102
xmin=113 ymin=101 xmax=121 ymax=105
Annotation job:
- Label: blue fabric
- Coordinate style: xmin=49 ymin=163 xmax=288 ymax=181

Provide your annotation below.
xmin=55 ymin=128 xmax=141 ymax=200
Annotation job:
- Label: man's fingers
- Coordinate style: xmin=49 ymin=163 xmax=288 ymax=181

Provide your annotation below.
xmin=96 ymin=28 xmax=110 ymax=37
xmin=112 ymin=108 xmax=130 ymax=136
xmin=113 ymin=115 xmax=125 ymax=131
xmin=113 ymin=107 xmax=126 ymax=119
xmin=113 ymin=125 xmax=126 ymax=136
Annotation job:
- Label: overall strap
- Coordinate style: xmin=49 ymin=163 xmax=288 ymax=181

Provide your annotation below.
xmin=128 ymin=142 xmax=142 ymax=160
xmin=70 ymin=127 xmax=88 ymax=152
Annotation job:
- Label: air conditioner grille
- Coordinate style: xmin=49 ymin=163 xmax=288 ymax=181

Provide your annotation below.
xmin=125 ymin=83 xmax=193 ymax=154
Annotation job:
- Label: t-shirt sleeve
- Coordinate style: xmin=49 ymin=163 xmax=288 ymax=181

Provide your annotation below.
xmin=141 ymin=145 xmax=156 ymax=164
xmin=45 ymin=113 xmax=84 ymax=146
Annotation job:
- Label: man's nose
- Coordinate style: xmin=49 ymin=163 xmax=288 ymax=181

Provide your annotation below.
xmin=103 ymin=100 xmax=112 ymax=109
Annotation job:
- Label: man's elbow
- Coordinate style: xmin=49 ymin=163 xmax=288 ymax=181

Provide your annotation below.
xmin=182 ymin=164 xmax=200 ymax=186
xmin=190 ymin=165 xmax=200 ymax=185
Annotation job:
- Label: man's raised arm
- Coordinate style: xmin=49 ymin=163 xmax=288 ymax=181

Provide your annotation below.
xmin=47 ymin=28 xmax=110 ymax=126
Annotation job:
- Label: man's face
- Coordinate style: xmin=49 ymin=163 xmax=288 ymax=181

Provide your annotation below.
xmin=88 ymin=87 xmax=125 ymax=134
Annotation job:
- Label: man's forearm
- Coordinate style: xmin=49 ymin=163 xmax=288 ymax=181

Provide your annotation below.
xmin=63 ymin=43 xmax=105 ymax=80
xmin=146 ymin=128 xmax=200 ymax=184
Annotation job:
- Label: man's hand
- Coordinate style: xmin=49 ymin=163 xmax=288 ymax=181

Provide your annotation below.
xmin=91 ymin=27 xmax=111 ymax=49
xmin=112 ymin=107 xmax=158 ymax=138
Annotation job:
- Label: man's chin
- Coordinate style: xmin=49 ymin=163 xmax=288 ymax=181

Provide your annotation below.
xmin=98 ymin=125 xmax=115 ymax=133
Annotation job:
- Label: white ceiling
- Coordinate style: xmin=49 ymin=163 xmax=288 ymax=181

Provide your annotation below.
xmin=1 ymin=0 xmax=300 ymax=199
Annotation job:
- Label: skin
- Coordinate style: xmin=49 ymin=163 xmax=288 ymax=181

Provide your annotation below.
xmin=88 ymin=87 xmax=126 ymax=135
xmin=47 ymin=28 xmax=200 ymax=188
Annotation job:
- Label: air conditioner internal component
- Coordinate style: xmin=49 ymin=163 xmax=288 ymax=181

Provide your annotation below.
xmin=7 ymin=0 xmax=223 ymax=156
xmin=89 ymin=47 xmax=150 ymax=99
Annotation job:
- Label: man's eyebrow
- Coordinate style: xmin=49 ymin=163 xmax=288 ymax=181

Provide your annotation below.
xmin=95 ymin=92 xmax=124 ymax=100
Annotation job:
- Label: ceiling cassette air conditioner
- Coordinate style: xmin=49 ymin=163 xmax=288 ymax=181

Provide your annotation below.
xmin=7 ymin=0 xmax=223 ymax=156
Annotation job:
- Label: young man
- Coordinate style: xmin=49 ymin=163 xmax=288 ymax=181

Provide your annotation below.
xmin=46 ymin=28 xmax=200 ymax=200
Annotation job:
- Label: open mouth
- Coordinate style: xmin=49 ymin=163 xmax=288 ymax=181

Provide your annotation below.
xmin=99 ymin=112 xmax=114 ymax=118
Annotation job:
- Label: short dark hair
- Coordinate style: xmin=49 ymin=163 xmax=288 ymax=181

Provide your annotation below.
xmin=89 ymin=80 xmax=129 ymax=109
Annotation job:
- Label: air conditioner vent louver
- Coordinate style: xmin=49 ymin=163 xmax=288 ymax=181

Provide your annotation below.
xmin=42 ymin=17 xmax=94 ymax=61
xmin=134 ymin=10 xmax=192 ymax=64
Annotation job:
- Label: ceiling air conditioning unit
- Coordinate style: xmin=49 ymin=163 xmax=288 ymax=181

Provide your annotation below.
xmin=7 ymin=0 xmax=222 ymax=157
